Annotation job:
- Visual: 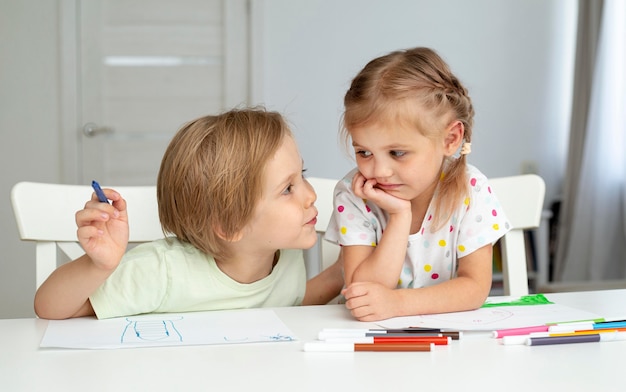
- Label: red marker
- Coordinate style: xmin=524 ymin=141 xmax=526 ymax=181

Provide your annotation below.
xmin=324 ymin=336 xmax=450 ymax=345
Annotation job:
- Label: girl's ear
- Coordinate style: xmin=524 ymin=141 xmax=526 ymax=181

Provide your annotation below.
xmin=443 ymin=120 xmax=464 ymax=156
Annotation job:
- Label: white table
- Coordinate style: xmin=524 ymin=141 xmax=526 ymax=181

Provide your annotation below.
xmin=1 ymin=290 xmax=625 ymax=391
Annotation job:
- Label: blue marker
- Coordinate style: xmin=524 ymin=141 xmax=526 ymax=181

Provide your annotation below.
xmin=593 ymin=320 xmax=626 ymax=330
xmin=91 ymin=180 xmax=110 ymax=204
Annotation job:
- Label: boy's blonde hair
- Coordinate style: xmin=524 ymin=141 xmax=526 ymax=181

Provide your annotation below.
xmin=157 ymin=107 xmax=292 ymax=260
xmin=342 ymin=47 xmax=475 ymax=229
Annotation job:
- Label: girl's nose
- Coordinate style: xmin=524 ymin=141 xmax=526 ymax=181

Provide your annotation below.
xmin=372 ymin=157 xmax=392 ymax=179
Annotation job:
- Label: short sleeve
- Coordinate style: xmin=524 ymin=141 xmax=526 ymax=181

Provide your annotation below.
xmin=89 ymin=243 xmax=169 ymax=319
xmin=324 ymin=170 xmax=384 ymax=247
xmin=456 ymin=170 xmax=511 ymax=256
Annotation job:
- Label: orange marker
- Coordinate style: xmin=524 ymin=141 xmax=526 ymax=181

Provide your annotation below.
xmin=304 ymin=342 xmax=433 ymax=352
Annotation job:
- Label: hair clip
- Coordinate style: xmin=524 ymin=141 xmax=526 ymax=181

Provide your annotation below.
xmin=460 ymin=142 xmax=471 ymax=155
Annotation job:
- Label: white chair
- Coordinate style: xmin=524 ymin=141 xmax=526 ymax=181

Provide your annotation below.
xmin=305 ymin=174 xmax=546 ymax=298
xmin=303 ymin=177 xmax=341 ymax=279
xmin=11 ymin=182 xmax=164 ymax=289
xmin=489 ymin=174 xmax=546 ymax=296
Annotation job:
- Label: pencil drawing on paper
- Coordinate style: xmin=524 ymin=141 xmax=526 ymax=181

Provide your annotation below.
xmin=121 ymin=316 xmax=184 ymax=343
xmin=265 ymin=333 xmax=295 ymax=341
xmin=41 ymin=309 xmax=298 ymax=349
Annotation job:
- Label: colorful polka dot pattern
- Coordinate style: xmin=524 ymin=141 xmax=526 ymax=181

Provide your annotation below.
xmin=324 ymin=165 xmax=510 ymax=290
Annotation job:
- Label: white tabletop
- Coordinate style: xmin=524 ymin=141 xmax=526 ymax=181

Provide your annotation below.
xmin=1 ymin=289 xmax=625 ymax=391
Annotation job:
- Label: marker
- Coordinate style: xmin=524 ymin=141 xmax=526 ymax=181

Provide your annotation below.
xmin=323 ymin=336 xmax=451 ymax=345
xmin=320 ymin=327 xmax=441 ymax=334
xmin=548 ymin=322 xmax=594 ymax=332
xmin=547 ymin=320 xmax=626 ymax=333
xmin=502 ymin=328 xmax=626 ymax=345
xmin=91 ymin=180 xmax=110 ymax=204
xmin=303 ymin=342 xmax=434 ymax=352
xmin=545 ymin=318 xmax=605 ymax=329
xmin=492 ymin=325 xmax=549 ymax=338
xmin=596 ymin=318 xmax=626 ymax=324
xmin=372 ymin=327 xmax=442 ymax=333
xmin=592 ymin=320 xmax=626 ymax=330
xmin=494 ymin=319 xmax=615 ymax=336
xmin=545 ymin=327 xmax=626 ymax=337
xmin=504 ymin=331 xmax=593 ymax=345
xmin=318 ymin=327 xmax=459 ymax=340
xmin=526 ymin=331 xmax=626 ymax=346
xmin=376 ymin=331 xmax=463 ymax=340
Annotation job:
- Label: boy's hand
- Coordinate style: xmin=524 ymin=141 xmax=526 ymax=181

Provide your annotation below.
xmin=75 ymin=188 xmax=129 ymax=271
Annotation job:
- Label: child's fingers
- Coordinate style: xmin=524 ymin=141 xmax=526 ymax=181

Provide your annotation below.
xmin=75 ymin=205 xmax=116 ymax=227
xmin=361 ymin=179 xmax=378 ymax=195
xmin=90 ymin=188 xmax=127 ymax=212
xmin=352 ymin=174 xmax=369 ymax=199
xmin=76 ymin=225 xmax=103 ymax=242
xmin=90 ymin=187 xmax=117 ymax=202
xmin=351 ymin=172 xmax=366 ymax=189
xmin=342 ymin=282 xmax=368 ymax=299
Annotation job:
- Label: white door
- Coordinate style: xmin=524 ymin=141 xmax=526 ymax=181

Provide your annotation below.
xmin=63 ymin=0 xmax=249 ymax=185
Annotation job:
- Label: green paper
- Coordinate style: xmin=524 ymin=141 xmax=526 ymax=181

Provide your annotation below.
xmin=481 ymin=293 xmax=553 ymax=308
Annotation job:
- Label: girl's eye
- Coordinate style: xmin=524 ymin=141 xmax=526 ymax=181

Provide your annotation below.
xmin=356 ymin=150 xmax=372 ymax=158
xmin=282 ymin=184 xmax=294 ymax=195
xmin=391 ymin=150 xmax=406 ymax=158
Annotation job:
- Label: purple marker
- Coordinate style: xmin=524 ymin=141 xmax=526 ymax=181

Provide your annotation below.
xmin=526 ymin=334 xmax=600 ymax=346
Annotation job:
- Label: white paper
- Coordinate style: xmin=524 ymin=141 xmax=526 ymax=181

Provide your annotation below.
xmin=41 ymin=308 xmax=297 ymax=349
xmin=376 ymin=303 xmax=603 ymax=331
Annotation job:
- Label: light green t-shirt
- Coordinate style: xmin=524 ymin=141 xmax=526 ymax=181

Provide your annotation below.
xmin=89 ymin=238 xmax=307 ymax=319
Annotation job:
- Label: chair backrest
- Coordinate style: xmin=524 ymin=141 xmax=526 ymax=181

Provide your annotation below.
xmin=303 ymin=177 xmax=341 ymax=278
xmin=489 ymin=174 xmax=546 ymax=296
xmin=305 ymin=174 xmax=546 ymax=297
xmin=11 ymin=182 xmax=164 ymax=289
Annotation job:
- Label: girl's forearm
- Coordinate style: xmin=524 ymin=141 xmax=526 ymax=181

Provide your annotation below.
xmin=34 ymin=254 xmax=113 ymax=319
xmin=396 ymin=275 xmax=491 ymax=316
xmin=349 ymin=213 xmax=411 ymax=287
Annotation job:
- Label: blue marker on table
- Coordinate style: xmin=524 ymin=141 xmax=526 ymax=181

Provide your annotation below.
xmin=91 ymin=180 xmax=110 ymax=204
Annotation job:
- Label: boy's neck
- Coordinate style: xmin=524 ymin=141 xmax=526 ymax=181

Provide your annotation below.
xmin=214 ymin=250 xmax=279 ymax=284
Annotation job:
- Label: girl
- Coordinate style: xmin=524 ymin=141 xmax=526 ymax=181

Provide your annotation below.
xmin=35 ymin=108 xmax=344 ymax=319
xmin=325 ymin=47 xmax=510 ymax=321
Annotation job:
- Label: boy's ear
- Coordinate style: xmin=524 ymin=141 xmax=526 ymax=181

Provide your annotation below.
xmin=214 ymin=224 xmax=244 ymax=242
xmin=443 ymin=120 xmax=464 ymax=156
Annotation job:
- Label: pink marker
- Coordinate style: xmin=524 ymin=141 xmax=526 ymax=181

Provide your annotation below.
xmin=492 ymin=325 xmax=550 ymax=338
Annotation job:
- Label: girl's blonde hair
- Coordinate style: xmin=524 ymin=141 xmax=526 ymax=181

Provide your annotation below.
xmin=157 ymin=107 xmax=292 ymax=260
xmin=342 ymin=47 xmax=475 ymax=229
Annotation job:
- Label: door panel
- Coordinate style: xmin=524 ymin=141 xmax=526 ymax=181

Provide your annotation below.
xmin=77 ymin=0 xmax=247 ymax=185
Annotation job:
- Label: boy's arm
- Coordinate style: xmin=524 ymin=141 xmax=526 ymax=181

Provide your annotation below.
xmin=302 ymin=254 xmax=344 ymax=305
xmin=34 ymin=188 xmax=129 ymax=319
xmin=34 ymin=254 xmax=109 ymax=318
xmin=342 ymin=244 xmax=493 ymax=321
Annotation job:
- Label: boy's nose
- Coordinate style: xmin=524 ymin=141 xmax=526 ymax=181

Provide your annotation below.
xmin=305 ymin=180 xmax=317 ymax=206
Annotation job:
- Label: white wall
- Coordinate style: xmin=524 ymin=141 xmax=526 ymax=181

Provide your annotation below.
xmin=1 ymin=0 xmax=62 ymax=318
xmin=0 ymin=0 xmax=576 ymax=318
xmin=253 ymin=0 xmax=576 ymax=205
